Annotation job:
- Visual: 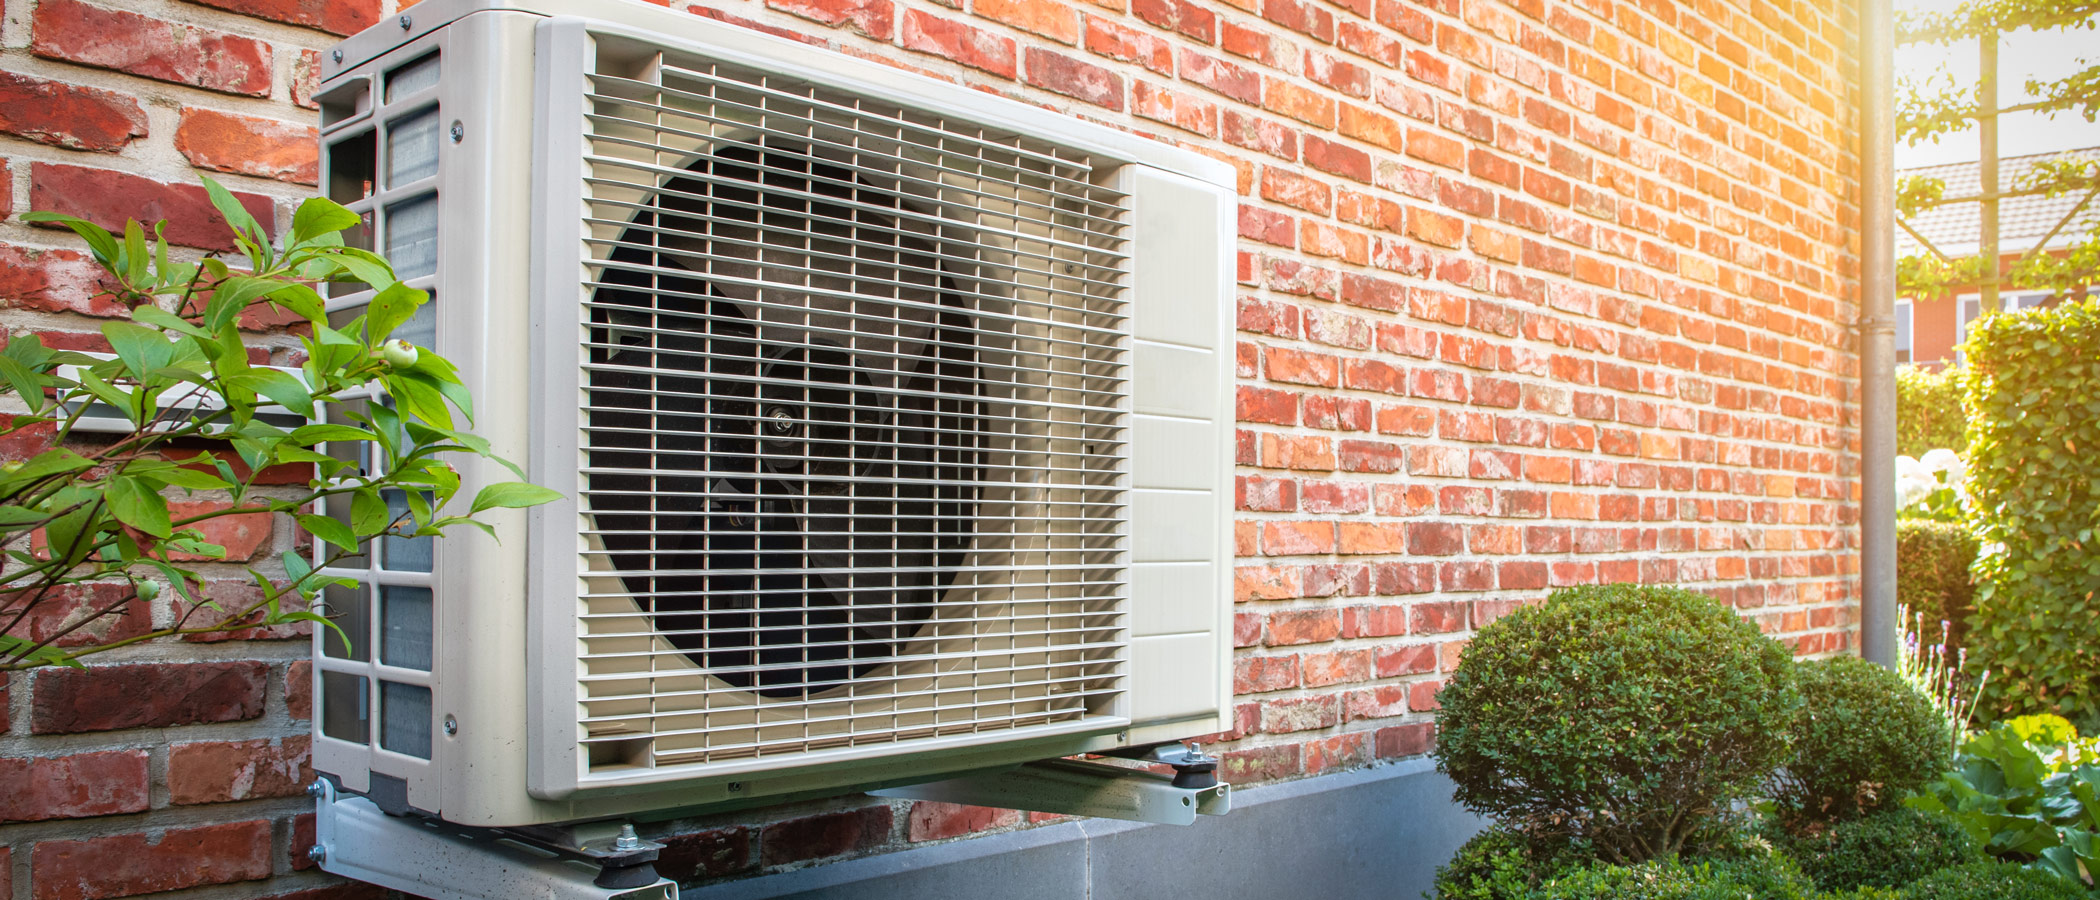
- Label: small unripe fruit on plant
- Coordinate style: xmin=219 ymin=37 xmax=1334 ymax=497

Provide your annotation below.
xmin=381 ymin=339 xmax=420 ymax=369
xmin=134 ymin=580 xmax=160 ymax=601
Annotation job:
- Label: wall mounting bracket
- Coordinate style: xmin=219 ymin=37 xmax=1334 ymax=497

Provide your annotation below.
xmin=871 ymin=747 xmax=1232 ymax=826
xmin=309 ymin=779 xmax=679 ymax=900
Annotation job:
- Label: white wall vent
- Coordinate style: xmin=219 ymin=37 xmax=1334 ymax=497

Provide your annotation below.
xmin=312 ymin=0 xmax=1234 ymax=829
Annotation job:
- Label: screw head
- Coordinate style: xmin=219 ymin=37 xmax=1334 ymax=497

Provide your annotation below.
xmin=331 ymin=49 xmax=343 ymax=63
xmin=398 ymin=13 xmax=412 ymax=28
xmin=443 ymin=714 xmax=459 ymax=736
xmin=449 ymin=121 xmax=464 ymax=143
xmin=307 ymin=844 xmax=328 ymax=864
xmin=305 ymin=780 xmax=328 ymax=798
xmin=765 ymin=408 xmax=796 ymax=435
xmin=726 ymin=781 xmax=745 ymax=794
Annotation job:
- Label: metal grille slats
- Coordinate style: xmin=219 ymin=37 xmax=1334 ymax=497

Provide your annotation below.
xmin=571 ymin=52 xmax=1129 ymax=772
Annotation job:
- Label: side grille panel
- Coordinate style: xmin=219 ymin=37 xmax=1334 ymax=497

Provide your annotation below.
xmin=569 ymin=52 xmax=1131 ymax=773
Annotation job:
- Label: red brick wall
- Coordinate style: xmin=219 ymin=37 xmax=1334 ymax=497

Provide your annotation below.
xmin=0 ymin=0 xmax=1862 ymax=895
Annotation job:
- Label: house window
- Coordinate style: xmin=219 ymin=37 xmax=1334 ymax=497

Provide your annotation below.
xmin=1894 ymin=300 xmax=1912 ymax=363
xmin=1954 ymin=291 xmax=2051 ymax=363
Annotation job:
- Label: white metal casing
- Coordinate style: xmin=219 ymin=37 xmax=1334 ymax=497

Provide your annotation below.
xmin=313 ymin=0 xmax=1234 ymax=827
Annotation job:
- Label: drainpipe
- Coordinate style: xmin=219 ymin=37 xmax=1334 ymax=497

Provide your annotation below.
xmin=1859 ymin=0 xmax=1898 ymax=667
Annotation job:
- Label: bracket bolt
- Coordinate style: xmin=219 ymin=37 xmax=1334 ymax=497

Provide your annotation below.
xmin=449 ymin=121 xmax=464 ymax=144
xmin=443 ymin=714 xmax=459 ymax=736
xmin=398 ymin=14 xmax=412 ymax=28
xmin=305 ymin=780 xmax=328 ymax=798
xmin=307 ymin=844 xmax=328 ymax=864
xmin=331 ymin=49 xmax=343 ymax=63
xmin=613 ymin=824 xmax=640 ymax=852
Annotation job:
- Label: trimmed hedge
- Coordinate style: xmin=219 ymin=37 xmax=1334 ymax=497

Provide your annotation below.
xmin=1896 ymin=363 xmax=1966 ymax=457
xmin=1430 ymin=827 xmax=1592 ymax=900
xmin=1961 ymin=299 xmax=2100 ymax=726
xmin=1433 ymin=584 xmax=1800 ymax=864
xmin=1528 ymin=854 xmax=1815 ymax=900
xmin=1773 ymin=656 xmax=1950 ymax=823
xmin=1763 ymin=806 xmax=1978 ymax=892
xmin=1893 ymin=860 xmax=2087 ymax=900
xmin=1895 ymin=519 xmax=1978 ymax=653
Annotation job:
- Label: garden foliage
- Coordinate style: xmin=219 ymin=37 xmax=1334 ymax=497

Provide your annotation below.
xmin=1960 ymin=299 xmax=2100 ymax=725
xmin=1896 ymin=364 xmax=1967 ymax=457
xmin=1772 ymin=656 xmax=1950 ymax=823
xmin=1761 ymin=806 xmax=1978 ymax=892
xmin=0 ymin=179 xmax=558 ymax=668
xmin=1429 ymin=827 xmax=1591 ymax=900
xmin=1908 ymin=715 xmax=2100 ymax=891
xmin=1433 ymin=584 xmax=1800 ymax=864
xmin=1525 ymin=854 xmax=1815 ymax=900
xmin=1895 ymin=520 xmax=1978 ymax=653
xmin=1891 ymin=860 xmax=2089 ymax=900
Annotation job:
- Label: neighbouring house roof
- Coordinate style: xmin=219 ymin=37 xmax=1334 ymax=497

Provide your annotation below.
xmin=1897 ymin=146 xmax=2100 ymax=259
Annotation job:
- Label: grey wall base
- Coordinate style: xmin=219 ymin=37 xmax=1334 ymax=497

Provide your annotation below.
xmin=686 ymin=758 xmax=1484 ymax=900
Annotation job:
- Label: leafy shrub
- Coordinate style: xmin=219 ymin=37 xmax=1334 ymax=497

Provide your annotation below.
xmin=1908 ymin=715 xmax=2100 ymax=891
xmin=1434 ymin=584 xmax=1800 ymax=864
xmin=1895 ymin=520 xmax=1978 ymax=653
xmin=1893 ymin=860 xmax=2087 ymax=900
xmin=1773 ymin=656 xmax=1950 ymax=823
xmin=1896 ymin=363 xmax=1966 ymax=457
xmin=1960 ymin=299 xmax=2100 ymax=724
xmin=1762 ymin=806 xmax=1978 ymax=891
xmin=1429 ymin=827 xmax=1591 ymax=900
xmin=1528 ymin=854 xmax=1814 ymax=900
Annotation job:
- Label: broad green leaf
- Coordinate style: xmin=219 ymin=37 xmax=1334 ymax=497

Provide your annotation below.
xmin=227 ymin=368 xmax=316 ymax=418
xmin=470 ymin=482 xmax=563 ymax=514
xmin=366 ymin=282 xmax=426 ymax=344
xmin=20 ymin=211 xmax=120 ymax=266
xmin=200 ymin=176 xmax=267 ymax=261
xmin=130 ymin=306 xmax=213 ymax=338
xmin=297 ymin=513 xmax=359 ymax=553
xmin=291 ymin=197 xmax=360 ymax=246
xmin=350 ymin=487 xmax=388 ymax=535
xmin=106 ymin=476 xmax=172 ymax=538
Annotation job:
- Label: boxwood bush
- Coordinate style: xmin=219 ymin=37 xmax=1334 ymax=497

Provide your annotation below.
xmin=1429 ymin=827 xmax=1592 ymax=900
xmin=1893 ymin=860 xmax=2087 ymax=900
xmin=1895 ymin=520 xmax=1978 ymax=653
xmin=1772 ymin=656 xmax=1950 ymax=823
xmin=1527 ymin=854 xmax=1815 ymax=900
xmin=1961 ymin=299 xmax=2100 ymax=726
xmin=1433 ymin=584 xmax=1800 ymax=864
xmin=1762 ymin=806 xmax=1978 ymax=892
xmin=1896 ymin=363 xmax=1967 ymax=457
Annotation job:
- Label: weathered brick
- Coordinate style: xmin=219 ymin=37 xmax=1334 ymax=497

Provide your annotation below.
xmin=29 ymin=163 xmax=276 ymax=252
xmin=32 ymin=820 xmax=273 ymax=900
xmin=655 ymin=827 xmax=754 ymax=881
xmin=901 ymin=10 xmax=1019 ymax=78
xmin=759 ymin=806 xmax=894 ymax=865
xmin=32 ymin=661 xmax=268 ymax=733
xmin=767 ymin=0 xmax=894 ymax=37
xmin=168 ymin=737 xmax=312 ymax=804
xmin=175 ymin=108 xmax=320 ymax=185
xmin=0 ymin=73 xmax=147 ymax=151
xmin=907 ymin=801 xmax=1023 ymax=842
xmin=189 ymin=0 xmax=380 ymax=34
xmin=0 ymin=750 xmax=149 ymax=823
xmin=978 ymin=0 xmax=1077 ymax=43
xmin=32 ymin=0 xmax=272 ymax=96
xmin=1023 ymin=47 xmax=1124 ymax=110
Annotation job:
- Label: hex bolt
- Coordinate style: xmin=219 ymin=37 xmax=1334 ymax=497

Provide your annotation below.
xmin=443 ymin=714 xmax=459 ymax=736
xmin=614 ymin=824 xmax=640 ymax=852
xmin=399 ymin=14 xmax=412 ymax=28
xmin=307 ymin=844 xmax=328 ymax=864
xmin=765 ymin=408 xmax=795 ymax=435
xmin=449 ymin=121 xmax=464 ymax=144
xmin=331 ymin=49 xmax=343 ymax=63
xmin=305 ymin=780 xmax=328 ymax=798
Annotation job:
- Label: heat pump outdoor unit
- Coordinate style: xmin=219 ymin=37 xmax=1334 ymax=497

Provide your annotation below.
xmin=305 ymin=0 xmax=1234 ymax=872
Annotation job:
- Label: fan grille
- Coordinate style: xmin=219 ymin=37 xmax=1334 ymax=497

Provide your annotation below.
xmin=571 ymin=54 xmax=1130 ymax=771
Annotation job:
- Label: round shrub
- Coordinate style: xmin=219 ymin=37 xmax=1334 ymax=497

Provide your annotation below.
xmin=1895 ymin=861 xmax=2086 ymax=900
xmin=1775 ymin=655 xmax=1950 ymax=822
xmin=1430 ymin=827 xmax=1591 ymax=900
xmin=1763 ymin=806 xmax=1978 ymax=891
xmin=1530 ymin=855 xmax=1814 ymax=900
xmin=1434 ymin=584 xmax=1801 ymax=864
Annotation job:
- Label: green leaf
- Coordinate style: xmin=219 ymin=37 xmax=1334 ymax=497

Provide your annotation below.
xmin=290 ymin=197 xmax=360 ymax=246
xmin=0 ymin=506 xmax=51 ymax=526
xmin=202 ymin=276 xmax=283 ymax=333
xmin=470 ymin=482 xmax=563 ymax=514
xmin=291 ymin=423 xmax=377 ymax=445
xmin=100 ymin=321 xmax=169 ymax=379
xmin=0 ymin=355 xmax=52 ymax=412
xmin=21 ymin=211 xmax=121 ymax=267
xmin=200 ymin=176 xmax=266 ymax=259
xmin=297 ymin=513 xmax=359 ymax=553
xmin=106 ymin=476 xmax=172 ymax=538
xmin=130 ymin=305 xmax=213 ymax=338
xmin=365 ymin=282 xmax=426 ymax=344
xmin=349 ymin=487 xmax=388 ymax=536
xmin=226 ymin=368 xmax=316 ymax=418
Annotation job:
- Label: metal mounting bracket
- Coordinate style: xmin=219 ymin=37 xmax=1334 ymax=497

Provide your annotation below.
xmin=871 ymin=753 xmax=1232 ymax=826
xmin=308 ymin=780 xmax=679 ymax=900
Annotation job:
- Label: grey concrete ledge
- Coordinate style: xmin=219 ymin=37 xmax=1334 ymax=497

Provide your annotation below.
xmin=685 ymin=758 xmax=1484 ymax=900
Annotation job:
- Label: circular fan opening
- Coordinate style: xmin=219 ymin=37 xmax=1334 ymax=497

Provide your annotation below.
xmin=584 ymin=144 xmax=983 ymax=698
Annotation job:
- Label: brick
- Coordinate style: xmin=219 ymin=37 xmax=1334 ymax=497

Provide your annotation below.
xmin=1024 ymin=47 xmax=1124 ymax=110
xmin=0 ymin=751 xmax=150 ymax=823
xmin=760 ymin=806 xmax=893 ymax=865
xmin=0 ymin=244 xmax=123 ymax=317
xmin=1375 ymin=722 xmax=1435 ymax=758
xmin=1087 ymin=17 xmax=1174 ymax=74
xmin=978 ymin=0 xmax=1077 ymax=42
xmin=32 ymin=661 xmax=268 ymax=733
xmin=1304 ymin=731 xmax=1373 ymax=774
xmin=901 ymin=10 xmax=1019 ymax=78
xmin=1132 ymin=0 xmax=1216 ymax=41
xmin=3 ymin=581 xmax=152 ymax=650
xmin=766 ymin=0 xmax=894 ymax=37
xmin=1266 ymin=608 xmax=1341 ymax=644
xmin=30 ymin=164 xmax=276 ymax=252
xmin=908 ymin=802 xmax=1023 ymax=841
xmin=1221 ymin=743 xmax=1300 ymax=782
xmin=168 ymin=737 xmax=312 ymax=805
xmin=1180 ymin=49 xmax=1261 ymax=104
xmin=1234 ymin=655 xmax=1299 ymax=692
xmin=32 ymin=820 xmax=273 ymax=900
xmin=32 ymin=0 xmax=272 ymax=96
xmin=292 ymin=49 xmax=323 ymax=109
xmin=164 ymin=501 xmax=275 ymax=561
xmin=287 ymin=660 xmax=314 ymax=720
xmin=189 ymin=0 xmax=380 ymax=34
xmin=0 ymin=73 xmax=147 ymax=151
xmin=176 ymin=109 xmax=319 ymax=185
xmin=656 ymin=827 xmax=753 ymax=880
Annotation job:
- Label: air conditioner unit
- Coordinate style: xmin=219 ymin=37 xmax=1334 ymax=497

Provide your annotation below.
xmin=307 ymin=0 xmax=1235 ymax=846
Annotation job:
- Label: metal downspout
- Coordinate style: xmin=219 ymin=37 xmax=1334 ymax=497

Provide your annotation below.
xmin=1859 ymin=0 xmax=1899 ymax=666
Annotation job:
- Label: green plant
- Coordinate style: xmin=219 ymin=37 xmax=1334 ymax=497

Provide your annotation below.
xmin=1527 ymin=854 xmax=1815 ymax=900
xmin=1761 ymin=806 xmax=1980 ymax=892
xmin=1893 ymin=860 xmax=2087 ymax=900
xmin=1895 ymin=520 xmax=1978 ymax=653
xmin=1960 ymin=298 xmax=2100 ymax=726
xmin=1428 ymin=827 xmax=1593 ymax=900
xmin=1901 ymin=605 xmax=1988 ymax=757
xmin=1908 ymin=715 xmax=2100 ymax=891
xmin=1896 ymin=364 xmax=1967 ymax=457
xmin=1773 ymin=656 xmax=1950 ymax=823
xmin=1433 ymin=583 xmax=1801 ymax=864
xmin=0 ymin=180 xmax=559 ymax=668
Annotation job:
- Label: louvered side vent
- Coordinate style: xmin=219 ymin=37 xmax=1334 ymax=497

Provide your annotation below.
xmin=568 ymin=53 xmax=1132 ymax=774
